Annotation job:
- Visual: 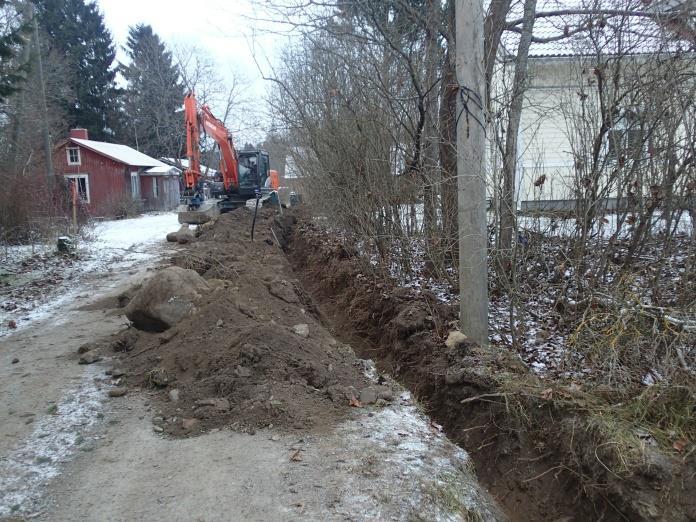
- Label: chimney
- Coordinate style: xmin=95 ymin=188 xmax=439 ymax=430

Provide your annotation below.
xmin=69 ymin=128 xmax=89 ymax=140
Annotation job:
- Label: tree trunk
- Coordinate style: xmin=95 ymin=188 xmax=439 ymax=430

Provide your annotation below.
xmin=484 ymin=0 xmax=512 ymax=109
xmin=422 ymin=0 xmax=442 ymax=260
xmin=499 ymin=0 xmax=536 ymax=253
xmin=32 ymin=7 xmax=54 ymax=189
xmin=456 ymin=0 xmax=488 ymax=344
xmin=440 ymin=0 xmax=458 ymax=265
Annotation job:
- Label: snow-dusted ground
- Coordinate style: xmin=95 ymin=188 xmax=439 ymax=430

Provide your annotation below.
xmin=0 ymin=212 xmax=179 ymax=336
xmin=353 ymin=210 xmax=694 ymax=379
xmin=518 ymin=211 xmax=694 ymax=238
xmin=0 ymin=365 xmax=103 ymax=517
xmin=0 ymin=212 xmax=179 ymax=518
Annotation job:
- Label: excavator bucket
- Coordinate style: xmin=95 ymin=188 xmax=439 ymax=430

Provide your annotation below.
xmin=177 ymin=199 xmax=220 ymax=225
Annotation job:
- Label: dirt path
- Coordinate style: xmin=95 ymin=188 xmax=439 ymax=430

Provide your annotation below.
xmin=0 ymin=210 xmax=502 ymax=521
xmin=39 ymin=388 xmax=499 ymax=521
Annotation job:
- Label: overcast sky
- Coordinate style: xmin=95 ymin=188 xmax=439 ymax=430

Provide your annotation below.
xmin=96 ymin=0 xmax=289 ymax=140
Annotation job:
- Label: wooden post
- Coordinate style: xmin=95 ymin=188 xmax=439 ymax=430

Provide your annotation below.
xmin=456 ymin=0 xmax=489 ymax=344
xmin=71 ymin=182 xmax=78 ymax=232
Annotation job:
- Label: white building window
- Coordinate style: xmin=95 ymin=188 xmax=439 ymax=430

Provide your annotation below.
xmin=67 ymin=147 xmax=81 ymax=165
xmin=130 ymin=172 xmax=140 ymax=199
xmin=152 ymin=178 xmax=159 ymax=198
xmin=607 ymin=107 xmax=643 ymax=161
xmin=64 ymin=174 xmax=90 ymax=203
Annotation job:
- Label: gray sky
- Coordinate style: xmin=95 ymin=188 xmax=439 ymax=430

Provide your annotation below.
xmin=96 ymin=0 xmax=288 ymax=141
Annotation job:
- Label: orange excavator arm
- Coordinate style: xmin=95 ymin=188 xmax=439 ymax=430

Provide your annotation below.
xmin=183 ymin=92 xmax=201 ymax=190
xmin=198 ymin=105 xmax=239 ymax=191
xmin=182 ymin=91 xmax=239 ymax=193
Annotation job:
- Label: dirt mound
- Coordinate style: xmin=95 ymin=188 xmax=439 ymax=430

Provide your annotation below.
xmin=125 ymin=266 xmax=209 ymax=331
xmin=118 ymin=208 xmax=371 ymax=436
xmin=286 ymin=212 xmax=696 ymax=522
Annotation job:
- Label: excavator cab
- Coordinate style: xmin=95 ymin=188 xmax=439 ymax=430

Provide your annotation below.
xmin=237 ymin=150 xmax=270 ymax=197
xmin=216 ymin=149 xmax=272 ymax=214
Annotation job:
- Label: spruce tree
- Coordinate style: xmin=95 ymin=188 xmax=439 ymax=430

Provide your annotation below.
xmin=0 ymin=0 xmax=28 ymax=103
xmin=120 ymin=24 xmax=184 ymax=158
xmin=34 ymin=0 xmax=118 ymax=140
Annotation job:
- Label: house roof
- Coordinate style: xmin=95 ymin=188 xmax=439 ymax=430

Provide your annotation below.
xmin=70 ymin=138 xmax=167 ymax=168
xmin=143 ymin=165 xmax=180 ymax=176
xmin=501 ymin=0 xmax=694 ymax=59
xmin=161 ymin=157 xmax=220 ymax=176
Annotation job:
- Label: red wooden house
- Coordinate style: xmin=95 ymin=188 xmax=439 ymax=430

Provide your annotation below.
xmin=53 ymin=128 xmax=181 ymax=216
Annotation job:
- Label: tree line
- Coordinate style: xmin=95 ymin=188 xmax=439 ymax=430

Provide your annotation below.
xmin=1 ymin=0 xmax=184 ymax=163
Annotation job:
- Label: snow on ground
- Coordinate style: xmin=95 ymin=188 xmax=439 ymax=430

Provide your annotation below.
xmin=0 ymin=365 xmax=103 ymax=518
xmin=517 ymin=211 xmax=694 ymax=239
xmin=0 ymin=212 xmax=179 ymax=336
xmin=336 ymin=391 xmax=498 ymax=521
xmin=326 ymin=361 xmax=499 ymax=521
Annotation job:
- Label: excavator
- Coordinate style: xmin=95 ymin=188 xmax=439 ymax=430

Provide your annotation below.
xmin=177 ymin=92 xmax=279 ymax=224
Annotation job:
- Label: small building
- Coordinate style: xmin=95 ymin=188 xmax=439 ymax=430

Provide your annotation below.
xmin=53 ymin=128 xmax=181 ymax=216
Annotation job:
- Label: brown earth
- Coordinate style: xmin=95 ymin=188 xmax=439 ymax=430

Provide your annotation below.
xmin=101 ymin=208 xmax=374 ymax=437
xmin=285 ymin=209 xmax=695 ymax=522
xmin=82 ymin=205 xmax=694 ymax=521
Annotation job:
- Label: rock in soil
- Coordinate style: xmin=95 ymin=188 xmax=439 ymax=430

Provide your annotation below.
xmin=167 ymin=225 xmax=195 ymax=244
xmin=77 ymin=341 xmax=97 ymax=354
xmin=267 ymin=280 xmax=300 ymax=303
xmin=445 ymin=329 xmax=468 ymax=349
xmin=147 ymin=368 xmax=171 ymax=388
xmin=111 ymin=329 xmax=139 ymax=352
xmin=359 ymin=387 xmax=378 ymax=405
xmin=108 ymin=387 xmax=127 ymax=397
xmin=125 ymin=266 xmax=209 ymax=332
xmin=181 ymin=418 xmax=199 ymax=431
xmin=293 ymin=323 xmax=309 ymax=337
xmin=11 ymin=357 xmax=19 ymax=364
xmin=79 ymin=351 xmax=102 ymax=365
xmin=168 ymin=389 xmax=180 ymax=402
xmin=196 ymin=398 xmax=230 ymax=411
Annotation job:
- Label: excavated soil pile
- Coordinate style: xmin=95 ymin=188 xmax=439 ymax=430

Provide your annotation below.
xmin=286 ymin=211 xmax=695 ymax=522
xmin=117 ymin=207 xmax=372 ymax=436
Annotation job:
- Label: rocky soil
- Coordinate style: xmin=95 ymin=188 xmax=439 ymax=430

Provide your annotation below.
xmin=97 ymin=209 xmax=398 ymax=436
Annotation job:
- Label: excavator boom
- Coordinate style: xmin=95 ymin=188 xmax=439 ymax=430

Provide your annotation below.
xmin=199 ymin=105 xmax=239 ymax=191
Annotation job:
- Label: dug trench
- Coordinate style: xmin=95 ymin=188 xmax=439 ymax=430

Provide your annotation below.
xmin=283 ymin=209 xmax=695 ymax=522
xmin=84 ymin=206 xmax=693 ymax=521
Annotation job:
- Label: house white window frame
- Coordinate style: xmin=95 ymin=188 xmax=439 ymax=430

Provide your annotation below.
xmin=130 ymin=171 xmax=140 ymax=200
xmin=152 ymin=177 xmax=159 ymax=198
xmin=607 ymin=107 xmax=644 ymax=162
xmin=64 ymin=174 xmax=90 ymax=203
xmin=66 ymin=147 xmax=81 ymax=166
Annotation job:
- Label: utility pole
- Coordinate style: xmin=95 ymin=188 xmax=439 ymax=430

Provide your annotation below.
xmin=456 ymin=0 xmax=488 ymax=344
xmin=31 ymin=5 xmax=54 ymax=190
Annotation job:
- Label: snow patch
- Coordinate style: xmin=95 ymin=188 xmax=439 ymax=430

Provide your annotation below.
xmin=0 ymin=365 xmax=104 ymax=517
xmin=335 ymin=392 xmax=498 ymax=521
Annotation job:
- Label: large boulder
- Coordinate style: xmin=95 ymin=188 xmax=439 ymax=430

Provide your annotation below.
xmin=125 ymin=266 xmax=209 ymax=331
xmin=166 ymin=225 xmax=196 ymax=244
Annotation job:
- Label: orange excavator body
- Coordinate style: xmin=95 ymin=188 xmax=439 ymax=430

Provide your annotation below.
xmin=183 ymin=92 xmax=239 ymax=193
